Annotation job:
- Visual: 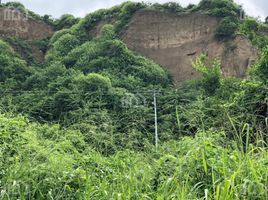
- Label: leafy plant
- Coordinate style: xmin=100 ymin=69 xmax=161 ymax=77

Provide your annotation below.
xmin=193 ymin=54 xmax=222 ymax=95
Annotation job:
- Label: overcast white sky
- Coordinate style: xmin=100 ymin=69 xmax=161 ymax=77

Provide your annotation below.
xmin=2 ymin=0 xmax=267 ymax=20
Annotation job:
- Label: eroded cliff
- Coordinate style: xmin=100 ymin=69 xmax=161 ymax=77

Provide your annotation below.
xmin=0 ymin=8 xmax=53 ymax=39
xmin=121 ymin=10 xmax=258 ymax=83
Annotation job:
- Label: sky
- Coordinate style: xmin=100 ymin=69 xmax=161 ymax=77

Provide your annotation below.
xmin=1 ymin=0 xmax=268 ymax=21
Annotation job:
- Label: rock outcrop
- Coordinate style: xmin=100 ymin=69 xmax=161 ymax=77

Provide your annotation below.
xmin=121 ymin=10 xmax=258 ymax=83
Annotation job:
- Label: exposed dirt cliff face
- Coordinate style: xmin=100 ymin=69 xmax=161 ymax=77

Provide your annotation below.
xmin=121 ymin=10 xmax=258 ymax=83
xmin=0 ymin=8 xmax=54 ymax=62
xmin=0 ymin=8 xmax=54 ymax=39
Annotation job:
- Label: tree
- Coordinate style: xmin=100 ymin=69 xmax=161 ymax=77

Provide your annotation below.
xmin=265 ymin=16 xmax=268 ymax=24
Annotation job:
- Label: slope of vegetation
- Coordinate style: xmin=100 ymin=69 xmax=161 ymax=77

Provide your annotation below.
xmin=0 ymin=0 xmax=268 ymax=199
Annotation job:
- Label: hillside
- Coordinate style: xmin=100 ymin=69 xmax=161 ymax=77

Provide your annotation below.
xmin=0 ymin=2 xmax=259 ymax=82
xmin=0 ymin=0 xmax=268 ymax=199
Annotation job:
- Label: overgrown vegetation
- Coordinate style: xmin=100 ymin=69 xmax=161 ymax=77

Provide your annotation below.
xmin=240 ymin=17 xmax=268 ymax=49
xmin=0 ymin=1 xmax=268 ymax=199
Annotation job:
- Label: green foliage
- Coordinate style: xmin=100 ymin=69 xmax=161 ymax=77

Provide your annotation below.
xmin=197 ymin=0 xmax=240 ymax=18
xmin=1 ymin=114 xmax=267 ymax=199
xmin=4 ymin=37 xmax=34 ymax=64
xmin=114 ymin=1 xmax=146 ymax=32
xmin=49 ymin=29 xmax=71 ymax=45
xmin=240 ymin=18 xmax=259 ymax=32
xmin=250 ymin=46 xmax=268 ymax=83
xmin=4 ymin=1 xmax=25 ymax=11
xmin=100 ymin=24 xmax=116 ymax=39
xmin=193 ymin=54 xmax=221 ymax=95
xmin=0 ymin=114 xmax=89 ymax=199
xmin=31 ymin=38 xmax=50 ymax=53
xmin=76 ymin=73 xmax=112 ymax=92
xmin=0 ymin=40 xmax=30 ymax=88
xmin=41 ymin=14 xmax=55 ymax=26
xmin=215 ymin=16 xmax=239 ymax=39
xmin=55 ymin=14 xmax=79 ymax=30
xmin=151 ymin=2 xmax=184 ymax=13
xmin=46 ymin=33 xmax=80 ymax=62
xmin=240 ymin=18 xmax=268 ymax=49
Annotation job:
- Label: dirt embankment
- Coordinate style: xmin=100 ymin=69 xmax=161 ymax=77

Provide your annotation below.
xmin=121 ymin=10 xmax=258 ymax=83
xmin=0 ymin=8 xmax=54 ymax=63
xmin=0 ymin=8 xmax=54 ymax=39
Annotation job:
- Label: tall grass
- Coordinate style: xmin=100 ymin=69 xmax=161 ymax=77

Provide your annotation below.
xmin=1 ymin=113 xmax=267 ymax=199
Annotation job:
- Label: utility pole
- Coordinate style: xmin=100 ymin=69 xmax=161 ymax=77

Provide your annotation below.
xmin=153 ymin=91 xmax=158 ymax=148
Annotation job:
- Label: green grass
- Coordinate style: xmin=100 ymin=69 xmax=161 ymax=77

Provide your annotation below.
xmin=0 ymin=114 xmax=267 ymax=199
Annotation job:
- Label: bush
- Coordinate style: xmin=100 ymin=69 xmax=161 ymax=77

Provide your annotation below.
xmin=250 ymin=46 xmax=268 ymax=83
xmin=193 ymin=54 xmax=221 ymax=95
xmin=49 ymin=29 xmax=71 ymax=45
xmin=4 ymin=1 xmax=25 ymax=11
xmin=115 ymin=2 xmax=146 ymax=32
xmin=239 ymin=18 xmax=268 ymax=49
xmin=100 ymin=24 xmax=116 ymax=40
xmin=0 ymin=40 xmax=30 ymax=86
xmin=197 ymin=0 xmax=240 ymax=18
xmin=46 ymin=33 xmax=80 ymax=62
xmin=55 ymin=14 xmax=79 ymax=30
xmin=76 ymin=73 xmax=112 ymax=92
xmin=215 ymin=17 xmax=239 ymax=39
xmin=151 ymin=2 xmax=184 ymax=13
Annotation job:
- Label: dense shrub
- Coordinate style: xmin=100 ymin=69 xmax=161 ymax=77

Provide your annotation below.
xmin=240 ymin=18 xmax=268 ymax=49
xmin=0 ymin=40 xmax=30 ymax=88
xmin=75 ymin=73 xmax=112 ymax=92
xmin=4 ymin=2 xmax=25 ymax=11
xmin=4 ymin=37 xmax=35 ymax=64
xmin=215 ymin=17 xmax=239 ymax=39
xmin=46 ymin=33 xmax=80 ymax=62
xmin=55 ymin=14 xmax=79 ymax=30
xmin=197 ymin=0 xmax=240 ymax=18
xmin=193 ymin=55 xmax=221 ymax=95
xmin=114 ymin=1 xmax=146 ymax=32
xmin=151 ymin=2 xmax=184 ymax=13
xmin=250 ymin=46 xmax=268 ymax=83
